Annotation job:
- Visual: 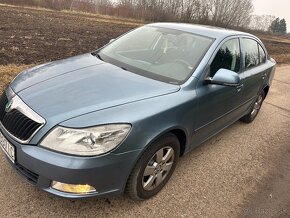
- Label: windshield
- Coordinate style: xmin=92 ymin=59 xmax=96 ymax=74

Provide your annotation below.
xmin=98 ymin=26 xmax=214 ymax=84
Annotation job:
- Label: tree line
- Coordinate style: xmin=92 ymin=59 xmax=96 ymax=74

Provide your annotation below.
xmin=270 ymin=18 xmax=287 ymax=34
xmin=0 ymin=0 xmax=253 ymax=27
xmin=0 ymin=0 xmax=287 ymax=33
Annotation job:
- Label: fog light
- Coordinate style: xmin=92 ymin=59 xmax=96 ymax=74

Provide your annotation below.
xmin=51 ymin=181 xmax=96 ymax=194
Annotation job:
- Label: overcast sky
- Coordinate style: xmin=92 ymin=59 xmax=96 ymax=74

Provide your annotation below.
xmin=253 ymin=0 xmax=290 ymax=31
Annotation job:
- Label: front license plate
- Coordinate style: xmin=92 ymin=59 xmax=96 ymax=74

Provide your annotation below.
xmin=0 ymin=131 xmax=15 ymax=163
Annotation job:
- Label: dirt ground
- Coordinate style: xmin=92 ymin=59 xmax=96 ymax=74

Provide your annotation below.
xmin=0 ymin=4 xmax=140 ymax=65
xmin=0 ymin=65 xmax=289 ymax=218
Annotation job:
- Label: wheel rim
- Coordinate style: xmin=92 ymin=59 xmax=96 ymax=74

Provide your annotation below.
xmin=142 ymin=146 xmax=175 ymax=191
xmin=251 ymin=94 xmax=263 ymax=117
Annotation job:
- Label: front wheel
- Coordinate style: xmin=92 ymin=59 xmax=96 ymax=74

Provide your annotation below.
xmin=240 ymin=90 xmax=265 ymax=123
xmin=126 ymin=133 xmax=180 ymax=200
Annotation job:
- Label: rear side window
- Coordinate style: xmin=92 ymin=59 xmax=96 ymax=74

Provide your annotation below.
xmin=241 ymin=38 xmax=259 ymax=70
xmin=258 ymin=44 xmax=266 ymax=64
xmin=210 ymin=38 xmax=241 ymax=77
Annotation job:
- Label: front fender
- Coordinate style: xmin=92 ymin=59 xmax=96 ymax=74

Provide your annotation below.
xmin=60 ymin=89 xmax=198 ymax=154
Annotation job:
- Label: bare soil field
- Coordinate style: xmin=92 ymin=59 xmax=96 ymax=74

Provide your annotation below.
xmin=0 ymin=4 xmax=290 ymax=67
xmin=0 ymin=4 xmax=140 ymax=65
xmin=258 ymin=35 xmax=290 ymax=64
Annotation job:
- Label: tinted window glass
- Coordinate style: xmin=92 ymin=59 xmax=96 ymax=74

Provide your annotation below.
xmin=258 ymin=44 xmax=266 ymax=64
xmin=210 ymin=39 xmax=240 ymax=77
xmin=242 ymin=38 xmax=259 ymax=70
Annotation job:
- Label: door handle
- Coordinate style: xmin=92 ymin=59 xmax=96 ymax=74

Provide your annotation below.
xmin=236 ymin=84 xmax=244 ymax=91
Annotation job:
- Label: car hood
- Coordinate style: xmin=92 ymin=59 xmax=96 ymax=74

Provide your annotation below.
xmin=11 ymin=53 xmax=180 ymax=123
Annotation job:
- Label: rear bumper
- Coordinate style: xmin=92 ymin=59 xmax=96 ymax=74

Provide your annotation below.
xmin=1 ymin=127 xmax=142 ymax=199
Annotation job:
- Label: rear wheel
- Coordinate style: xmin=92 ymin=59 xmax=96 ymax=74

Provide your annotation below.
xmin=240 ymin=90 xmax=265 ymax=123
xmin=126 ymin=133 xmax=180 ymax=200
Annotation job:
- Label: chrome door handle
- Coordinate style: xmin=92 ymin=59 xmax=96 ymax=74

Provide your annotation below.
xmin=236 ymin=84 xmax=244 ymax=89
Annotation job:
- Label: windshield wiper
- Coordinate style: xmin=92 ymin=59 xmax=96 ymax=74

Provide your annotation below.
xmin=92 ymin=51 xmax=130 ymax=71
xmin=92 ymin=52 xmax=104 ymax=61
xmin=96 ymin=53 xmax=104 ymax=61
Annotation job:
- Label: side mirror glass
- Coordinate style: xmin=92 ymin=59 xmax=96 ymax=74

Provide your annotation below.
xmin=207 ymin=69 xmax=240 ymax=87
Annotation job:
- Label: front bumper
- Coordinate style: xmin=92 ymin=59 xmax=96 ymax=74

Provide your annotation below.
xmin=0 ymin=126 xmax=142 ymax=198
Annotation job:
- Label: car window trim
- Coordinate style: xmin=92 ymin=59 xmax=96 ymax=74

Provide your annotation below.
xmin=202 ymin=36 xmax=242 ymax=80
xmin=240 ymin=36 xmax=268 ymax=72
xmin=258 ymin=43 xmax=267 ymax=65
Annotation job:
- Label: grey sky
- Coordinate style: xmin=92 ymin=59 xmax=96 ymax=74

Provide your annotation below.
xmin=253 ymin=0 xmax=290 ymax=31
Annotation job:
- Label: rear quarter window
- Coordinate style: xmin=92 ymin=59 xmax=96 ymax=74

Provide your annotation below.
xmin=258 ymin=44 xmax=267 ymax=64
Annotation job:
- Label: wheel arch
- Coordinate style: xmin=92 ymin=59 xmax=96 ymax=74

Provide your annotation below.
xmin=170 ymin=129 xmax=187 ymax=156
xmin=144 ymin=126 xmax=188 ymax=157
xmin=263 ymin=85 xmax=270 ymax=98
xmin=123 ymin=126 xmax=188 ymax=194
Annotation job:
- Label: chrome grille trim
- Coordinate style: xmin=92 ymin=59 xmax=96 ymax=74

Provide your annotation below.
xmin=6 ymin=93 xmax=45 ymax=124
xmin=0 ymin=89 xmax=46 ymax=144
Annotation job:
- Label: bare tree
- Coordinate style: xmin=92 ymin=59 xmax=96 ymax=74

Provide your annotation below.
xmin=0 ymin=0 xmax=255 ymax=29
xmin=208 ymin=0 xmax=253 ymax=28
xmin=249 ymin=15 xmax=275 ymax=31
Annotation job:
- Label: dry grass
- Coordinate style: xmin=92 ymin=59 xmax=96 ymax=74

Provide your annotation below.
xmin=258 ymin=35 xmax=290 ymax=44
xmin=256 ymin=34 xmax=290 ymax=64
xmin=259 ymin=37 xmax=290 ymax=64
xmin=61 ymin=10 xmax=143 ymax=26
xmin=272 ymin=54 xmax=290 ymax=64
xmin=0 ymin=3 xmax=142 ymax=26
xmin=0 ymin=65 xmax=33 ymax=92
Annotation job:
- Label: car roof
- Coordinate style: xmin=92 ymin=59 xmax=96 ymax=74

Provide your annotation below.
xmin=148 ymin=23 xmax=254 ymax=40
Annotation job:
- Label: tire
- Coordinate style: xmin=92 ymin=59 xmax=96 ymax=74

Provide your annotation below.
xmin=240 ymin=90 xmax=265 ymax=123
xmin=126 ymin=133 xmax=180 ymax=201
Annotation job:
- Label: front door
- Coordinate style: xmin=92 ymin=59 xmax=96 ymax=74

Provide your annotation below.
xmin=192 ymin=38 xmax=244 ymax=146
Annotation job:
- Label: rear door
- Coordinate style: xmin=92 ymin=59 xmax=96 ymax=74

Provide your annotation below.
xmin=239 ymin=38 xmax=269 ymax=104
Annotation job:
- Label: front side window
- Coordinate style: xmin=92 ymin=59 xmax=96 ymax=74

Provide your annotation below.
xmin=98 ymin=26 xmax=214 ymax=84
xmin=210 ymin=38 xmax=241 ymax=77
xmin=241 ymin=38 xmax=260 ymax=70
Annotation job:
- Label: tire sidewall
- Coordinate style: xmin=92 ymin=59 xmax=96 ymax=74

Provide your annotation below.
xmin=250 ymin=90 xmax=265 ymax=121
xmin=135 ymin=134 xmax=180 ymax=199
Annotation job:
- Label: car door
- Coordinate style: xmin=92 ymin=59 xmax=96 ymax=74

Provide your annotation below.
xmin=192 ymin=38 xmax=245 ymax=146
xmin=239 ymin=38 xmax=269 ymax=104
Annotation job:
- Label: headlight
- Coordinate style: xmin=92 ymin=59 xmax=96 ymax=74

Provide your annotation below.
xmin=40 ymin=124 xmax=131 ymax=156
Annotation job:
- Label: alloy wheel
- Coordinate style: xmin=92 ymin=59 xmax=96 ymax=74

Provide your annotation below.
xmin=251 ymin=94 xmax=263 ymax=118
xmin=142 ymin=146 xmax=174 ymax=191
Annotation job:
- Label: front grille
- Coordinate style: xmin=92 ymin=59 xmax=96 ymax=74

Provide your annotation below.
xmin=15 ymin=163 xmax=39 ymax=185
xmin=0 ymin=92 xmax=42 ymax=142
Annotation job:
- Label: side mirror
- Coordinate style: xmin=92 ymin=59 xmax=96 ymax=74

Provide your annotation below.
xmin=109 ymin=39 xmax=115 ymax=43
xmin=206 ymin=69 xmax=240 ymax=87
